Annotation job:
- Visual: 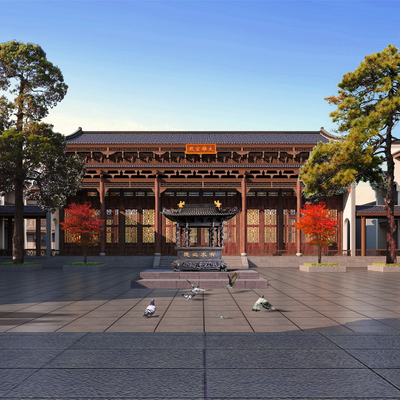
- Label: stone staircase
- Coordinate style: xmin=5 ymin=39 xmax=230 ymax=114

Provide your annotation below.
xmin=131 ymin=269 xmax=268 ymax=289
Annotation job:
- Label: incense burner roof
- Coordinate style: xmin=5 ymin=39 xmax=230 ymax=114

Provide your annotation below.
xmin=162 ymin=203 xmax=239 ymax=224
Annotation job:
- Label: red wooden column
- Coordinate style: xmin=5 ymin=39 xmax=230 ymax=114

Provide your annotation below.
xmin=154 ymin=176 xmax=162 ymax=255
xmin=240 ymin=176 xmax=247 ymax=255
xmin=296 ymin=180 xmax=302 ymax=255
xmin=361 ymin=216 xmax=366 ymax=257
xmin=99 ymin=174 xmax=106 ymax=255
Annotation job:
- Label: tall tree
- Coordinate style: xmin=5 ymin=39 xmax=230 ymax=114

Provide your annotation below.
xmin=294 ymin=202 xmax=338 ymax=264
xmin=300 ymin=44 xmax=400 ymax=263
xmin=60 ymin=203 xmax=103 ymax=264
xmin=0 ymin=40 xmax=85 ymax=263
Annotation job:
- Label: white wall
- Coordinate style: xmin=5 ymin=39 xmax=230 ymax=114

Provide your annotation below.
xmin=342 ymin=183 xmax=356 ymax=255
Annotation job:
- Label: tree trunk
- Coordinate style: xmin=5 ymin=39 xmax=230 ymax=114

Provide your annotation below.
xmin=385 ymin=124 xmax=397 ymax=264
xmin=13 ymin=178 xmax=25 ymax=263
xmin=83 ymin=245 xmax=87 ymax=264
xmin=317 ymin=245 xmax=322 ymax=264
xmin=385 ymin=200 xmax=397 ymax=264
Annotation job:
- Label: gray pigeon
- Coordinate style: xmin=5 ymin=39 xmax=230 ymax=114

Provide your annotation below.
xmin=252 ymin=295 xmax=276 ymax=312
xmin=143 ymin=299 xmax=156 ymax=317
xmin=224 ymin=272 xmax=238 ymax=288
xmin=216 ymin=313 xmax=228 ymax=319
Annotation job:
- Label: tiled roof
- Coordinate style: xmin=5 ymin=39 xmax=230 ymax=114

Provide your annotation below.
xmin=356 ymin=205 xmax=400 ymax=214
xmin=65 ymin=129 xmax=334 ymax=145
xmin=162 ymin=204 xmax=239 ymax=221
xmin=0 ymin=205 xmax=46 ymax=215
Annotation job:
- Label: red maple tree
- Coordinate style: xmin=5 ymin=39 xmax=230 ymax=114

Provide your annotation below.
xmin=60 ymin=202 xmax=103 ymax=263
xmin=294 ymin=202 xmax=338 ymax=264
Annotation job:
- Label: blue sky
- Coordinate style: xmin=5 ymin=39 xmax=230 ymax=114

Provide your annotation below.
xmin=1 ymin=0 xmax=400 ymax=137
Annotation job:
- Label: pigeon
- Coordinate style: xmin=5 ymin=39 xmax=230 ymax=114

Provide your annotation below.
xmin=224 ymin=272 xmax=238 ymax=288
xmin=252 ymin=295 xmax=276 ymax=312
xmin=216 ymin=313 xmax=228 ymax=319
xmin=186 ymin=278 xmax=207 ymax=294
xmin=182 ymin=293 xmax=196 ymax=300
xmin=143 ymin=299 xmax=156 ymax=317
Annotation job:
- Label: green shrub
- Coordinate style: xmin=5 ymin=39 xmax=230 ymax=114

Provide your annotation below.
xmin=67 ymin=262 xmax=104 ymax=266
xmin=303 ymin=262 xmax=341 ymax=266
xmin=372 ymin=263 xmax=400 ymax=266
xmin=0 ymin=262 xmax=37 ymax=266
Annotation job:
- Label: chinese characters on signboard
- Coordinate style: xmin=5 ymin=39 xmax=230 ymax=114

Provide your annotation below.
xmin=186 ymin=144 xmax=216 ymax=154
xmin=183 ymin=252 xmax=216 ymax=258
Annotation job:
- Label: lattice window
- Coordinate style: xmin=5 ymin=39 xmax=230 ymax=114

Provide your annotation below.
xmin=247 ymin=227 xmax=259 ymax=243
xmin=125 ymin=209 xmax=138 ymax=225
xmin=165 ymin=215 xmax=176 ymax=244
xmin=247 ymin=210 xmax=259 ymax=225
xmin=106 ymin=209 xmax=119 ymax=243
xmin=328 ymin=209 xmax=338 ymax=242
xmin=143 ymin=227 xmax=155 ymax=243
xmin=223 ymin=216 xmax=237 ymax=243
xmin=143 ymin=209 xmax=155 ymax=225
xmin=125 ymin=209 xmax=138 ymax=243
xmin=204 ymin=228 xmax=209 ymax=244
xmin=106 ymin=209 xmax=119 ymax=225
xmin=64 ymin=210 xmax=80 ymax=244
xmin=283 ymin=209 xmax=296 ymax=243
xmin=125 ymin=227 xmax=137 ymax=243
xmin=190 ymin=228 xmax=197 ymax=244
xmin=264 ymin=209 xmax=277 ymax=243
xmin=165 ymin=226 xmax=176 ymax=243
xmin=247 ymin=210 xmax=260 ymax=244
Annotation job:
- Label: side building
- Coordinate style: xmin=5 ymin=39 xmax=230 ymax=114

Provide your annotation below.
xmin=59 ymin=128 xmax=350 ymax=258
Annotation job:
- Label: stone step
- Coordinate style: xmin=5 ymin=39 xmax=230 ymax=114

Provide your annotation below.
xmin=131 ymin=269 xmax=268 ymax=289
xmin=131 ymin=278 xmax=268 ymax=289
xmin=140 ymin=269 xmax=260 ymax=280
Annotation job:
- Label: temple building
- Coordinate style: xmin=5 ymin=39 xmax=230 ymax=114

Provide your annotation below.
xmin=58 ymin=127 xmax=350 ymax=258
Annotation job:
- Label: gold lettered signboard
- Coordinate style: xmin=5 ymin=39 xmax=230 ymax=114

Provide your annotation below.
xmin=186 ymin=144 xmax=216 ymax=154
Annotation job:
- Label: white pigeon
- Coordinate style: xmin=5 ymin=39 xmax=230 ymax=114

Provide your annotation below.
xmin=186 ymin=278 xmax=207 ymax=294
xmin=216 ymin=313 xmax=228 ymax=319
xmin=143 ymin=299 xmax=156 ymax=317
xmin=182 ymin=293 xmax=196 ymax=300
xmin=252 ymin=295 xmax=276 ymax=312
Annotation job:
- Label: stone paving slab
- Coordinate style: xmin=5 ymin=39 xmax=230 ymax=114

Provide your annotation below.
xmin=5 ymin=369 xmax=205 ymax=398
xmin=206 ymin=369 xmax=400 ymax=398
xmin=2 ymin=267 xmax=400 ymax=398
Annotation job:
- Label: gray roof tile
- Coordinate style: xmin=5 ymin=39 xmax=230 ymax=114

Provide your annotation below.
xmin=356 ymin=205 xmax=400 ymax=214
xmin=65 ymin=130 xmax=331 ymax=145
xmin=0 ymin=205 xmax=46 ymax=215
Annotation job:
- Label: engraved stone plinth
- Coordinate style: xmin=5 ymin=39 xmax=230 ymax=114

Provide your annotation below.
xmin=172 ymin=246 xmax=227 ymax=272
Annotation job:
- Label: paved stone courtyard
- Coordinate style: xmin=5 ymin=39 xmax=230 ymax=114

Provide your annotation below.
xmin=2 ymin=265 xmax=400 ymax=398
